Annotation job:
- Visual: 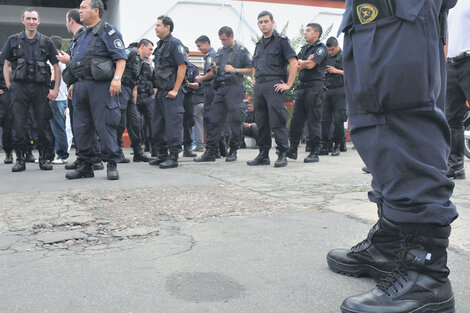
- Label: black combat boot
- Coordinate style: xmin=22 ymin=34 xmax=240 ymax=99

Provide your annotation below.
xmin=274 ymin=151 xmax=287 ymax=167
xmin=194 ymin=149 xmax=216 ymax=162
xmin=38 ymin=151 xmax=53 ymax=170
xmin=304 ymin=144 xmax=320 ymax=163
xmin=219 ymin=137 xmax=228 ymax=157
xmin=225 ymin=147 xmax=237 ymax=162
xmin=340 ymin=140 xmax=347 ymax=152
xmin=149 ymin=149 xmax=168 ymax=166
xmin=341 ymin=223 xmax=454 ymax=313
xmin=66 ymin=161 xmax=94 ymax=179
xmin=133 ymin=146 xmax=153 ymax=162
xmin=446 ymin=128 xmax=465 ymax=179
xmin=331 ymin=142 xmax=341 ymax=156
xmin=93 ymin=161 xmax=104 ymax=170
xmin=183 ymin=144 xmax=197 ymax=157
xmin=25 ymin=149 xmax=36 ymax=163
xmin=117 ymin=149 xmax=130 ymax=163
xmin=327 ymin=205 xmax=400 ymax=280
xmin=319 ymin=140 xmax=329 ymax=155
xmin=106 ymin=162 xmax=119 ymax=180
xmin=286 ymin=144 xmax=298 ymax=160
xmin=160 ymin=152 xmax=178 ymax=169
xmin=4 ymin=149 xmax=13 ymax=164
xmin=247 ymin=150 xmax=270 ymax=166
xmin=65 ymin=159 xmax=79 ymax=170
xmin=12 ymin=150 xmax=26 ymax=172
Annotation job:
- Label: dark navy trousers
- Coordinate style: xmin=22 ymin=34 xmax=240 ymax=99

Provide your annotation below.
xmin=253 ymin=80 xmax=289 ymax=152
xmin=117 ymin=85 xmax=143 ymax=151
xmin=151 ymin=89 xmax=184 ymax=154
xmin=0 ymin=89 xmax=12 ymax=153
xmin=322 ymin=87 xmax=347 ymax=144
xmin=206 ymin=84 xmax=245 ymax=152
xmin=72 ymin=81 xmax=121 ymax=163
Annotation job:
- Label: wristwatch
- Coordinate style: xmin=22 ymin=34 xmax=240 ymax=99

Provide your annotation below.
xmin=113 ymin=75 xmax=121 ymax=80
xmin=236 ymin=68 xmax=240 ymax=74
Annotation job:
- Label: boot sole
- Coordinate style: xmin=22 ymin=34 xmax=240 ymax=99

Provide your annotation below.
xmin=247 ymin=160 xmax=270 ymax=166
xmin=340 ymin=295 xmax=455 ymax=313
xmin=327 ymin=255 xmax=390 ymax=280
xmin=66 ymin=172 xmax=94 ymax=179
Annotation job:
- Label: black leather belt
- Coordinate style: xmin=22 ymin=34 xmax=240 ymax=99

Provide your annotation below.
xmin=256 ymin=75 xmax=284 ymax=84
xmin=298 ymin=80 xmax=324 ymax=88
xmin=448 ymin=51 xmax=470 ymax=65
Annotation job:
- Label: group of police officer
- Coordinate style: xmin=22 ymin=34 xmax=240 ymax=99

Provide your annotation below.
xmin=0 ymin=0 xmax=462 ymax=312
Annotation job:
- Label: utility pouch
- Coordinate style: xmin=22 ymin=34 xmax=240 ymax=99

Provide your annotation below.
xmin=62 ymin=65 xmax=76 ymax=85
xmin=155 ymin=67 xmax=176 ymax=90
xmin=35 ymin=61 xmax=50 ymax=84
xmin=91 ymin=56 xmax=115 ymax=81
xmin=12 ymin=58 xmax=27 ymax=81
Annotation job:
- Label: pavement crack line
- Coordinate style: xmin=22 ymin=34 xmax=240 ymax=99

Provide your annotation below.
xmin=149 ymin=226 xmax=197 ymax=261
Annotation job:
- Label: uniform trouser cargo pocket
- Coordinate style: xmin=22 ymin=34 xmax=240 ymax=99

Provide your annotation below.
xmin=105 ymin=99 xmax=121 ymax=127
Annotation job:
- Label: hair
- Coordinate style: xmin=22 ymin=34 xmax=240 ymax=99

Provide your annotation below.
xmin=306 ymin=23 xmax=323 ymax=38
xmin=138 ymin=38 xmax=153 ymax=48
xmin=326 ymin=37 xmax=339 ymax=48
xmin=67 ymin=9 xmax=83 ymax=26
xmin=90 ymin=0 xmax=105 ymax=18
xmin=257 ymin=10 xmax=273 ymax=21
xmin=158 ymin=15 xmax=174 ymax=33
xmin=195 ymin=35 xmax=210 ymax=45
xmin=127 ymin=42 xmax=139 ymax=49
xmin=218 ymin=26 xmax=233 ymax=37
xmin=22 ymin=8 xmax=39 ymax=19
xmin=50 ymin=35 xmax=63 ymax=50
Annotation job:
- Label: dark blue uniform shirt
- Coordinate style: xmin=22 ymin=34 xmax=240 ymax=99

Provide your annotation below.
xmin=182 ymin=62 xmax=199 ymax=94
xmin=325 ymin=49 xmax=344 ymax=88
xmin=203 ymin=47 xmax=216 ymax=86
xmin=66 ymin=27 xmax=84 ymax=56
xmin=152 ymin=34 xmax=187 ymax=70
xmin=253 ymin=30 xmax=296 ymax=79
xmin=1 ymin=32 xmax=58 ymax=65
xmin=71 ymin=22 xmax=127 ymax=63
xmin=298 ymin=40 xmax=327 ymax=82
xmin=216 ymin=43 xmax=252 ymax=81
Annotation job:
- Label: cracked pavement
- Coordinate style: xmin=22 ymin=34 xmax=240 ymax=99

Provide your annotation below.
xmin=1 ymin=146 xmax=469 ymax=313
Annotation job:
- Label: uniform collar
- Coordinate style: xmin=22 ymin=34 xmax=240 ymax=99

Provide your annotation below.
xmin=309 ymin=40 xmax=321 ymax=47
xmin=160 ymin=33 xmax=173 ymax=42
xmin=207 ymin=47 xmax=215 ymax=56
xmin=19 ymin=31 xmax=40 ymax=41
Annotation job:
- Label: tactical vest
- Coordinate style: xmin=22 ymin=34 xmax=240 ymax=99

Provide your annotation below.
xmin=10 ymin=33 xmax=51 ymax=85
xmin=325 ymin=51 xmax=344 ymax=88
xmin=212 ymin=43 xmax=244 ymax=86
xmin=137 ymin=61 xmax=154 ymax=100
xmin=122 ymin=48 xmax=140 ymax=88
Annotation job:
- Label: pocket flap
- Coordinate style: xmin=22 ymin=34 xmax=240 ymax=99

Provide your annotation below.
xmin=394 ymin=0 xmax=425 ymax=22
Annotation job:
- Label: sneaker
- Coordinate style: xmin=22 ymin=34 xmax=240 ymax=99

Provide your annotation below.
xmin=52 ymin=158 xmax=68 ymax=164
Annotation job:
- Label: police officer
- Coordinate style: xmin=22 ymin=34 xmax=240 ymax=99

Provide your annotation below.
xmin=286 ymin=23 xmax=327 ymax=163
xmin=445 ymin=0 xmax=470 ymax=180
xmin=65 ymin=0 xmax=127 ymax=180
xmin=115 ymin=44 xmax=152 ymax=163
xmin=149 ymin=15 xmax=187 ymax=169
xmin=194 ymin=35 xmax=229 ymax=157
xmin=0 ymin=52 xmax=13 ymax=164
xmin=194 ymin=26 xmax=253 ymax=163
xmin=136 ymin=39 xmax=156 ymax=156
xmin=322 ymin=36 xmax=346 ymax=157
xmin=248 ymin=11 xmax=297 ymax=168
xmin=327 ymin=1 xmax=458 ymax=312
xmin=1 ymin=8 xmax=61 ymax=172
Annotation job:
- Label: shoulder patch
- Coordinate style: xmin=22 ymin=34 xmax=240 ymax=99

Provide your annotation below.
xmin=114 ymin=39 xmax=124 ymax=49
xmin=316 ymin=47 xmax=325 ymax=55
xmin=178 ymin=45 xmax=185 ymax=54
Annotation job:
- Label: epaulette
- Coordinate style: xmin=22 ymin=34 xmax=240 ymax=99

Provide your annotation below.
xmin=279 ymin=34 xmax=288 ymax=39
xmin=105 ymin=24 xmax=115 ymax=36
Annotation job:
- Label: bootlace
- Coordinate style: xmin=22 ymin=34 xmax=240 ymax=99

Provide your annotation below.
xmin=350 ymin=238 xmax=370 ymax=252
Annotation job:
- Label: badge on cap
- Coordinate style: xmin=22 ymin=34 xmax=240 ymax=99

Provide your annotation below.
xmin=114 ymin=39 xmax=124 ymax=49
xmin=356 ymin=4 xmax=378 ymax=24
xmin=178 ymin=45 xmax=185 ymax=54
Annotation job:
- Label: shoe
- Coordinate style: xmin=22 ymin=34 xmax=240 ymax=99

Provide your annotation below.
xmin=225 ymin=148 xmax=237 ymax=162
xmin=149 ymin=150 xmax=168 ymax=166
xmin=25 ymin=150 xmax=36 ymax=163
xmin=362 ymin=166 xmax=371 ymax=174
xmin=247 ymin=150 xmax=270 ymax=166
xmin=39 ymin=159 xmax=53 ymax=170
xmin=446 ymin=128 xmax=465 ymax=180
xmin=340 ymin=223 xmax=454 ymax=313
xmin=159 ymin=152 xmax=178 ymax=169
xmin=318 ymin=147 xmax=329 ymax=156
xmin=66 ymin=162 xmax=94 ymax=179
xmin=215 ymin=152 xmax=221 ymax=159
xmin=327 ymin=205 xmax=399 ymax=280
xmin=93 ymin=161 xmax=104 ymax=170
xmin=446 ymin=167 xmax=465 ymax=179
xmin=65 ymin=159 xmax=79 ymax=170
xmin=305 ymin=145 xmax=312 ymax=152
xmin=117 ymin=150 xmax=130 ymax=163
xmin=304 ymin=145 xmax=320 ymax=163
xmin=183 ymin=145 xmax=197 ymax=157
xmin=133 ymin=152 xmax=153 ymax=162
xmin=194 ymin=150 xmax=216 ymax=162
xmin=106 ymin=162 xmax=119 ymax=180
xmin=12 ymin=151 xmax=26 ymax=172
xmin=52 ymin=157 xmax=68 ymax=164
xmin=193 ymin=146 xmax=204 ymax=152
xmin=274 ymin=151 xmax=287 ymax=167
xmin=286 ymin=147 xmax=297 ymax=160
xmin=219 ymin=138 xmax=228 ymax=157
xmin=4 ymin=152 xmax=13 ymax=164
xmin=331 ymin=143 xmax=340 ymax=156
xmin=340 ymin=142 xmax=347 ymax=152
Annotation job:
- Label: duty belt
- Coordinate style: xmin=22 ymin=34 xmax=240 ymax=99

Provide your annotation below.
xmin=298 ymin=80 xmax=324 ymax=89
xmin=256 ymin=75 xmax=285 ymax=83
xmin=448 ymin=51 xmax=470 ymax=65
